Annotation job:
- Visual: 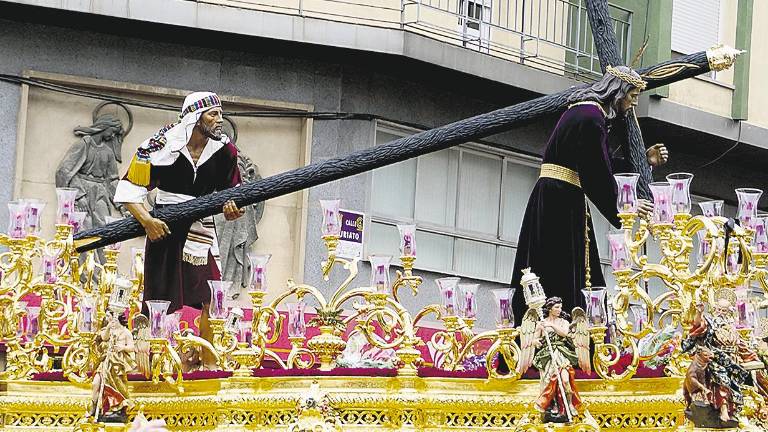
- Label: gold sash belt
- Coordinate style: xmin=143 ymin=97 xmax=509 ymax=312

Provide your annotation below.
xmin=539 ymin=164 xmax=581 ymax=188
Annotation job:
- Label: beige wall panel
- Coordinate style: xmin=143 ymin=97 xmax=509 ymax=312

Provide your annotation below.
xmin=748 ymin=0 xmax=768 ymax=127
xmin=17 ymin=74 xmax=310 ymax=302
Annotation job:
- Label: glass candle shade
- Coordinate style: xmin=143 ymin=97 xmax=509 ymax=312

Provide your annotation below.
xmin=607 ymin=231 xmax=631 ymax=271
xmin=226 ymin=307 xmax=244 ymax=333
xmin=397 ymin=224 xmax=417 ymax=257
xmin=649 ymin=182 xmax=673 ymax=224
xmin=78 ymin=296 xmax=96 ymax=333
xmin=755 ymin=217 xmax=768 ymax=253
xmin=287 ymin=301 xmax=307 ymax=338
xmin=41 ymin=251 xmax=59 ymax=284
xmin=369 ymin=255 xmax=392 ymax=294
xmin=697 ymin=231 xmax=712 ymax=266
xmin=165 ymin=311 xmax=182 ymax=341
xmin=458 ymin=283 xmax=479 ymax=319
xmin=726 ymin=245 xmax=740 ymax=274
xmin=736 ymin=188 xmax=763 ymax=230
xmin=629 ymin=304 xmax=648 ymax=333
xmin=582 ymin=287 xmax=607 ymax=326
xmin=26 ymin=306 xmax=41 ymax=338
xmin=436 ymin=277 xmax=460 ymax=317
xmin=698 ymin=200 xmax=724 ymax=218
xmin=22 ymin=199 xmax=45 ymax=236
xmin=55 ymin=187 xmax=78 ymax=225
xmin=491 ymin=288 xmax=515 ymax=328
xmin=666 ymin=173 xmax=694 ymax=214
xmin=319 ymin=199 xmax=342 ymax=237
xmin=146 ymin=300 xmax=171 ymax=338
xmin=239 ymin=320 xmax=253 ymax=344
xmin=208 ymin=280 xmax=233 ymax=319
xmin=69 ymin=211 xmax=87 ymax=234
xmin=247 ymin=254 xmax=271 ymax=292
xmin=614 ymin=173 xmax=640 ymax=213
xmin=7 ymin=201 xmax=26 ymax=239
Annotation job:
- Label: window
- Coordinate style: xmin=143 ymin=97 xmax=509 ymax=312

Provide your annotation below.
xmin=671 ymin=0 xmax=721 ymax=79
xmin=458 ymin=0 xmax=491 ymax=52
xmin=368 ymin=124 xmax=539 ymax=282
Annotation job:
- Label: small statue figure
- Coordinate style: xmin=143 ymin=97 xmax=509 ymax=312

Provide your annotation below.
xmin=56 ymin=103 xmax=131 ymax=231
xmin=214 ymin=148 xmax=265 ymax=297
xmin=684 ymin=346 xmax=715 ymax=406
xmin=87 ymin=310 xmax=137 ymax=423
xmin=132 ymin=314 xmax=151 ymax=379
xmin=681 ymin=296 xmax=756 ymax=428
xmin=518 ymin=296 xmax=591 ymax=423
xmin=288 ymin=380 xmax=342 ymax=432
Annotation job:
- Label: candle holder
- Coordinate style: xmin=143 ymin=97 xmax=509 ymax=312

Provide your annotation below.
xmin=392 ymin=255 xmax=423 ymax=302
xmin=208 ymin=280 xmax=233 ymax=320
xmin=55 ymin=187 xmax=78 ymax=226
xmin=666 ymin=172 xmax=693 ymax=216
xmin=582 ymin=287 xmax=608 ymax=327
xmin=435 ymin=277 xmax=460 ymax=317
xmin=287 ymin=335 xmax=315 ymax=369
xmin=22 ymin=199 xmax=45 ymax=237
xmin=491 ymin=288 xmax=515 ymax=328
xmin=649 ymin=182 xmax=674 ymax=229
xmin=247 ymin=253 xmax=271 ymax=292
xmin=736 ymin=188 xmax=763 ymax=231
xmin=320 ymin=199 xmax=342 ymax=237
xmin=7 ymin=201 xmax=26 ymax=239
xmin=458 ymin=283 xmax=478 ymax=320
xmin=614 ymin=173 xmax=640 ymax=214
xmin=146 ymin=300 xmax=170 ymax=338
xmin=69 ymin=211 xmax=87 ymax=234
xmin=368 ymin=255 xmax=392 ymax=294
xmin=231 ymin=342 xmax=258 ymax=377
xmin=208 ymin=317 xmax=237 ymax=370
xmin=698 ymin=200 xmax=724 ymax=217
xmin=608 ymin=230 xmax=631 ymax=271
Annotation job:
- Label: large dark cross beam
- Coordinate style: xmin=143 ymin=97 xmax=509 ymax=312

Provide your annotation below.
xmin=74 ymin=10 xmax=743 ymax=252
xmin=585 ymin=0 xmax=652 ymax=198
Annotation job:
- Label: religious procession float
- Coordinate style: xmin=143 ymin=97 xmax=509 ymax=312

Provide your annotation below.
xmin=2 ymin=180 xmax=768 ymax=432
xmin=1 ymin=46 xmax=766 ymax=432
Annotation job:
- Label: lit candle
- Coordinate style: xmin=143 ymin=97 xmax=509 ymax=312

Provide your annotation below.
xmin=403 ymin=234 xmax=413 ymax=256
xmin=152 ymin=311 xmax=163 ymax=336
xmin=43 ymin=254 xmax=57 ymax=284
xmin=498 ymin=298 xmax=510 ymax=325
xmin=253 ymin=267 xmax=264 ymax=291
xmin=464 ymin=291 xmax=474 ymax=317
xmin=375 ymin=264 xmax=386 ymax=292
xmin=397 ymin=224 xmax=417 ymax=257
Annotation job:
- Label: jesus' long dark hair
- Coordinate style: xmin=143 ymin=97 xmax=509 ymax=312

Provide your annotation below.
xmin=566 ymin=65 xmax=642 ymax=120
xmin=542 ymin=296 xmax=570 ymax=321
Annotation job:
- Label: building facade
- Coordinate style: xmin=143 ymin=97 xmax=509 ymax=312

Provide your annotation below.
xmin=0 ymin=0 xmax=766 ymax=329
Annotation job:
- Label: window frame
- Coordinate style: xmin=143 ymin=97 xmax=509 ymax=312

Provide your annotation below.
xmin=368 ymin=120 xmax=541 ymax=283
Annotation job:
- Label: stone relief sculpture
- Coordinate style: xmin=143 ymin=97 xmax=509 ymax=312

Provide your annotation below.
xmin=55 ymin=102 xmax=133 ymax=230
xmin=214 ymin=117 xmax=264 ymax=296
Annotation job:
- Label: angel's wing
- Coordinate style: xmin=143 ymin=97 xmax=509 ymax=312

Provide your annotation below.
xmin=570 ymin=307 xmax=591 ymax=374
xmin=516 ymin=308 xmax=540 ymax=375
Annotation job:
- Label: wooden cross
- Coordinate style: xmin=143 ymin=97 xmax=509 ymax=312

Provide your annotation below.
xmin=75 ymin=1 xmax=743 ymax=252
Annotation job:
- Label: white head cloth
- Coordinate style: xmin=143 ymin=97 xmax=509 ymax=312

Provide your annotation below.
xmin=136 ymin=91 xmax=223 ymax=166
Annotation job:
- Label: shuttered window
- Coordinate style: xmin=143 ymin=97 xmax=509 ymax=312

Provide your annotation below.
xmin=671 ymin=0 xmax=720 ymax=54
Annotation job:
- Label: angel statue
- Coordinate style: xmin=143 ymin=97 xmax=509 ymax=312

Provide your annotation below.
xmin=86 ymin=310 xmax=137 ymax=424
xmin=518 ymin=296 xmax=591 ymax=424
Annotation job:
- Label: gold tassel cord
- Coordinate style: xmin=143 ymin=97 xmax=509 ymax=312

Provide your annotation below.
xmin=126 ymin=154 xmax=151 ymax=187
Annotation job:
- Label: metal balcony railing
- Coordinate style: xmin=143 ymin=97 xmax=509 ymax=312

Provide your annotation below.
xmin=206 ymin=0 xmax=632 ymax=79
